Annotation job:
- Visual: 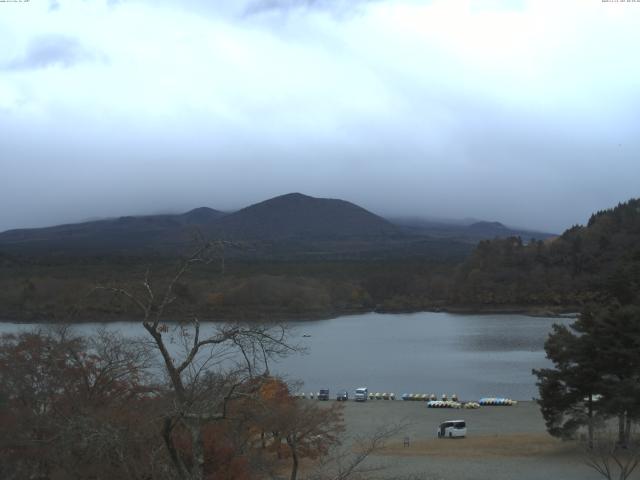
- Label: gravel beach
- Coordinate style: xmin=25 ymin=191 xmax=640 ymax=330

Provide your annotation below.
xmin=313 ymin=399 xmax=609 ymax=480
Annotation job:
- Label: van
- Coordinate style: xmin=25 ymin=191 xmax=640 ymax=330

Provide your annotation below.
xmin=318 ymin=389 xmax=330 ymax=401
xmin=336 ymin=390 xmax=349 ymax=401
xmin=437 ymin=420 xmax=467 ymax=438
xmin=355 ymin=387 xmax=368 ymax=402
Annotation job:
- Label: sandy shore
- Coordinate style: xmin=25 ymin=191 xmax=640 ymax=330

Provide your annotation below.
xmin=310 ymin=400 xmax=604 ymax=480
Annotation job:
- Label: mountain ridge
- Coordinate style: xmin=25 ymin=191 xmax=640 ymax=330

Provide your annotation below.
xmin=0 ymin=193 xmax=555 ymax=255
xmin=207 ymin=192 xmax=398 ymax=240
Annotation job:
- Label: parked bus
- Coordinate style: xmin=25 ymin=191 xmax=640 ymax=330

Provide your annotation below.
xmin=437 ymin=420 xmax=467 ymax=438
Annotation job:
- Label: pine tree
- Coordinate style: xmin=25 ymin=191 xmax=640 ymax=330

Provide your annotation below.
xmin=534 ymin=320 xmax=604 ymax=447
xmin=585 ymin=305 xmax=640 ymax=446
xmin=534 ymin=303 xmax=640 ymax=447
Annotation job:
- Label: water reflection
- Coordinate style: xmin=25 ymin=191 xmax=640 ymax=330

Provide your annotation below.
xmin=273 ymin=312 xmax=570 ymax=400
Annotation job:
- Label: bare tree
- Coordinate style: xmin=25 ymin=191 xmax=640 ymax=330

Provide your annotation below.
xmin=308 ymin=422 xmax=409 ymax=480
xmin=97 ymin=241 xmax=300 ymax=480
xmin=584 ymin=428 xmax=640 ymax=480
xmin=269 ymin=400 xmax=345 ymax=480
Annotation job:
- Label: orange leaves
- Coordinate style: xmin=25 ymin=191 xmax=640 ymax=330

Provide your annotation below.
xmin=200 ymin=420 xmax=253 ymax=480
xmin=206 ymin=292 xmax=225 ymax=306
xmin=259 ymin=377 xmax=292 ymax=403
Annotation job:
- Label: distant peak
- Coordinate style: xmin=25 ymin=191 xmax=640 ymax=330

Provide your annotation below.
xmin=250 ymin=193 xmax=321 ymax=208
xmin=470 ymin=221 xmax=506 ymax=229
xmin=181 ymin=206 xmax=224 ymax=224
xmin=184 ymin=207 xmax=218 ymax=215
xmin=272 ymin=192 xmax=314 ymax=201
xmin=216 ymin=192 xmax=397 ymax=239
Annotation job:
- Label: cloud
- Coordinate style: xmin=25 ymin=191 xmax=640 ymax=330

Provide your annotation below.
xmin=3 ymin=34 xmax=101 ymax=71
xmin=0 ymin=0 xmax=639 ymax=233
xmin=243 ymin=0 xmax=380 ymax=17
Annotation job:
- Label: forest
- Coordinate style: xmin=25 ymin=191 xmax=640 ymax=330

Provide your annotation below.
xmin=0 ymin=198 xmax=638 ymax=322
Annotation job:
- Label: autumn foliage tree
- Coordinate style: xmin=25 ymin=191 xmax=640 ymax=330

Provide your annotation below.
xmin=0 ymin=241 xmax=376 ymax=480
xmin=0 ymin=329 xmax=347 ymax=480
xmin=251 ymin=378 xmax=345 ymax=480
xmin=96 ymin=242 xmax=307 ymax=480
xmin=0 ymin=328 xmax=161 ymax=480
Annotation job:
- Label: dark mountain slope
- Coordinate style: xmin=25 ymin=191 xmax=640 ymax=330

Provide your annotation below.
xmin=208 ymin=193 xmax=399 ymax=240
xmin=0 ymin=192 xmax=553 ymax=259
xmin=180 ymin=207 xmax=226 ymax=224
xmin=450 ymin=198 xmax=640 ymax=308
xmin=390 ymin=217 xmax=554 ymax=243
xmin=0 ymin=193 xmax=402 ymax=255
xmin=0 ymin=208 xmax=225 ymax=254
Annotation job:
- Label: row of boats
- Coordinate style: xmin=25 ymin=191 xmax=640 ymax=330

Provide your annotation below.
xmin=478 ymin=397 xmax=518 ymax=406
xmin=427 ymin=401 xmax=480 ymax=409
xmin=403 ymin=394 xmax=516 ymax=406
xmin=426 ymin=398 xmax=517 ymax=408
xmin=401 ymin=393 xmax=459 ymax=401
xmin=294 ymin=391 xmax=517 ymax=407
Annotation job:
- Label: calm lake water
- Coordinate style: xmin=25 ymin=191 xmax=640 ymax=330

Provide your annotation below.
xmin=0 ymin=312 xmax=571 ymax=400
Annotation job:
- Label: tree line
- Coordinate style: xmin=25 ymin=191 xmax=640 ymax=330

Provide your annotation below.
xmin=531 ymin=201 xmax=640 ymax=479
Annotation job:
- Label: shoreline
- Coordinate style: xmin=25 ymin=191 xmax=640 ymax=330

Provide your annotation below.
xmin=0 ymin=304 xmax=580 ymax=324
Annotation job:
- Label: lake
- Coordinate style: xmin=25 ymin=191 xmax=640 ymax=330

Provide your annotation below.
xmin=0 ymin=311 xmax=571 ymax=401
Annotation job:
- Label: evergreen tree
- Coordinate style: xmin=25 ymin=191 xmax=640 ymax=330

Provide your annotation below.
xmin=534 ymin=303 xmax=640 ymax=447
xmin=534 ymin=320 xmax=604 ymax=447
xmin=586 ymin=304 xmax=640 ymax=446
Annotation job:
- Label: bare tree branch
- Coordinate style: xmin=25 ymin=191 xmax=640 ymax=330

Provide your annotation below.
xmin=584 ymin=429 xmax=640 ymax=480
xmin=94 ymin=238 xmax=301 ymax=480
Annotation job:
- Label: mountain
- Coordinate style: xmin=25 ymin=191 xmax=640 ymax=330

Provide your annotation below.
xmin=0 ymin=208 xmax=225 ymax=254
xmin=389 ymin=217 xmax=554 ymax=243
xmin=180 ymin=207 xmax=227 ymax=224
xmin=0 ymin=192 xmax=552 ymax=257
xmin=207 ymin=193 xmax=398 ymax=240
xmin=0 ymin=194 xmax=399 ymax=255
xmin=468 ymin=221 xmax=507 ymax=231
xmin=1 ymin=197 xmax=637 ymax=322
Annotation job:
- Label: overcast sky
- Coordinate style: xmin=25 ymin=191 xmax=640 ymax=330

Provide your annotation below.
xmin=1 ymin=0 xmax=638 ymax=233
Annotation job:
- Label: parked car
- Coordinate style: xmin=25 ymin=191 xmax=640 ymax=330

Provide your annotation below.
xmin=336 ymin=390 xmax=349 ymax=401
xmin=318 ymin=389 xmax=330 ymax=401
xmin=437 ymin=420 xmax=467 ymax=438
xmin=354 ymin=387 xmax=368 ymax=402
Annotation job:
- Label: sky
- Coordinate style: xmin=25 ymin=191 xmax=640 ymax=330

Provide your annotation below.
xmin=1 ymin=0 xmax=639 ymax=234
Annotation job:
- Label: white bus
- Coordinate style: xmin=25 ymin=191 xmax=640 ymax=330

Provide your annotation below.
xmin=437 ymin=420 xmax=467 ymax=438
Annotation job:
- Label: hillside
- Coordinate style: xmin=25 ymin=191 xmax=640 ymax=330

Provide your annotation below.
xmin=391 ymin=217 xmax=553 ymax=243
xmin=450 ymin=198 xmax=640 ymax=309
xmin=0 ymin=208 xmax=226 ymax=255
xmin=0 ymin=193 xmax=403 ymax=256
xmin=0 ymin=193 xmax=556 ymax=257
xmin=0 ymin=198 xmax=637 ymax=322
xmin=0 ymin=193 xmax=421 ymax=258
xmin=208 ymin=193 xmax=399 ymax=240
